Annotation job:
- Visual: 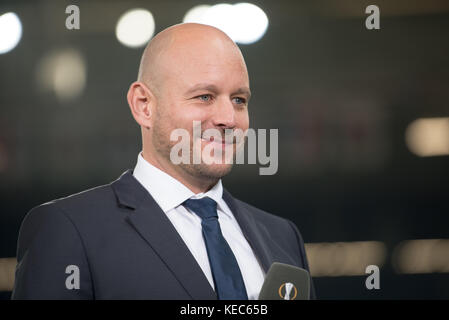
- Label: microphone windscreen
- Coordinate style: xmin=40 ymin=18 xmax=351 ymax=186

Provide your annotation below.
xmin=258 ymin=262 xmax=310 ymax=300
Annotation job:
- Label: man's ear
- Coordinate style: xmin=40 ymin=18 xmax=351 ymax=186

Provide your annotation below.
xmin=127 ymin=81 xmax=155 ymax=129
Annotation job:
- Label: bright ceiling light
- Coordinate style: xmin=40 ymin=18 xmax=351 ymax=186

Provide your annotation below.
xmin=405 ymin=117 xmax=449 ymax=157
xmin=231 ymin=3 xmax=269 ymax=44
xmin=200 ymin=4 xmax=239 ymax=41
xmin=182 ymin=3 xmax=269 ymax=44
xmin=36 ymin=48 xmax=87 ymax=102
xmin=183 ymin=5 xmax=211 ymax=23
xmin=0 ymin=12 xmax=23 ymax=54
xmin=116 ymin=8 xmax=155 ymax=48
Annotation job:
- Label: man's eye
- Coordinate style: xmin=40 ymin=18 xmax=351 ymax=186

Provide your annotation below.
xmin=197 ymin=94 xmax=212 ymax=102
xmin=233 ymin=97 xmax=246 ymax=104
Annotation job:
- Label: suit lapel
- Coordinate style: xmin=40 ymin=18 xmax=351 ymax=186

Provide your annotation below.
xmin=111 ymin=170 xmax=216 ymax=300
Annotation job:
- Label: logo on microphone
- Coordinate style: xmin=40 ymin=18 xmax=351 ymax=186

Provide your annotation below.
xmin=278 ymin=282 xmax=298 ymax=300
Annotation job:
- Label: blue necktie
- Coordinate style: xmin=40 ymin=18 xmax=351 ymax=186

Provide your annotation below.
xmin=183 ymin=197 xmax=248 ymax=300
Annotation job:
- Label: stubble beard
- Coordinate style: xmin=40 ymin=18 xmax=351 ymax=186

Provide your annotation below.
xmin=152 ymin=118 xmax=235 ymax=184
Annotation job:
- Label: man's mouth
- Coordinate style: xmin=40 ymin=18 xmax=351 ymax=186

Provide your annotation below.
xmin=200 ymin=135 xmax=234 ymax=146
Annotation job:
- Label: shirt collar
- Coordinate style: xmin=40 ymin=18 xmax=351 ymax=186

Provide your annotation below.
xmin=132 ymin=152 xmax=229 ymax=216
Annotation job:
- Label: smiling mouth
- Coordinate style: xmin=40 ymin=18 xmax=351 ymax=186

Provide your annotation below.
xmin=201 ymin=136 xmax=234 ymax=145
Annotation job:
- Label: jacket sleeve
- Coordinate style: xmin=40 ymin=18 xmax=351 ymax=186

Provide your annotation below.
xmin=11 ymin=203 xmax=94 ymax=299
xmin=286 ymin=219 xmax=317 ymax=300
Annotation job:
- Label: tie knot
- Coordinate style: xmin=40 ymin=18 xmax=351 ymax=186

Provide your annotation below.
xmin=183 ymin=197 xmax=218 ymax=220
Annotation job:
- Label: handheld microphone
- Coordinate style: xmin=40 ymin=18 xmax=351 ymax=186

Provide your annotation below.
xmin=258 ymin=262 xmax=310 ymax=300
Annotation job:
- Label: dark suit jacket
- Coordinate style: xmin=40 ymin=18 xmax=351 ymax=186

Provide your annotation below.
xmin=12 ymin=170 xmax=315 ymax=299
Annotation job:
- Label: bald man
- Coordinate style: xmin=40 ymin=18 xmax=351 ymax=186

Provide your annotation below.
xmin=12 ymin=24 xmax=315 ymax=300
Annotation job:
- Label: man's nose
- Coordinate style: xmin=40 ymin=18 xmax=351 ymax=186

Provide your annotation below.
xmin=212 ymin=97 xmax=236 ymax=128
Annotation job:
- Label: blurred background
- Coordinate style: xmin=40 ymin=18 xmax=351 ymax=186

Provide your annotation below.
xmin=1 ymin=0 xmax=449 ymax=299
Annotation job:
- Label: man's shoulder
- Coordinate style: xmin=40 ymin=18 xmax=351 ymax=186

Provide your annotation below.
xmin=16 ymin=182 xmax=117 ymax=257
xmin=24 ymin=181 xmax=117 ymax=227
xmin=40 ymin=183 xmax=114 ymax=211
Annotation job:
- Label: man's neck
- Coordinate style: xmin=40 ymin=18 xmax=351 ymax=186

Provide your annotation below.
xmin=141 ymin=150 xmax=217 ymax=194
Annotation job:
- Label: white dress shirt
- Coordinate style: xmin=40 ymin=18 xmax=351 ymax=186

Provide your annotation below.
xmin=133 ymin=153 xmax=265 ymax=300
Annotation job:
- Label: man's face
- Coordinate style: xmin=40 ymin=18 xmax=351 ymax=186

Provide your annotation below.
xmin=151 ymin=39 xmax=250 ymax=181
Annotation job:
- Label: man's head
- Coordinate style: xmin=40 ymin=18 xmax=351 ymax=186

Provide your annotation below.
xmin=127 ymin=23 xmax=250 ymax=191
